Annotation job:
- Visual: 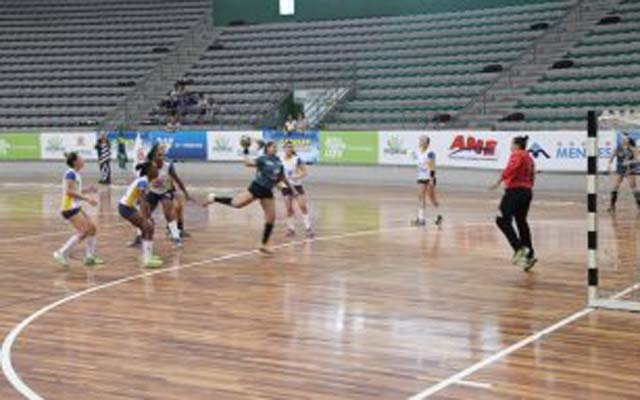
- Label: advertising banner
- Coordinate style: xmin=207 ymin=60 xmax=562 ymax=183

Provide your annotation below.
xmin=320 ymin=131 xmax=378 ymax=164
xmin=524 ymin=130 xmax=615 ymax=172
xmin=40 ymin=132 xmax=97 ymax=160
xmin=263 ymin=130 xmax=320 ymax=164
xmin=0 ymin=132 xmax=41 ymax=160
xmin=207 ymin=131 xmax=263 ymax=161
xmin=379 ymin=130 xmax=616 ymax=172
xmin=106 ymin=130 xmax=208 ymax=161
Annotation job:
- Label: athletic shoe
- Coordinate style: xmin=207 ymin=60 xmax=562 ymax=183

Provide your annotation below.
xmin=511 ymin=248 xmax=527 ymax=265
xmin=84 ymin=255 xmax=104 ymax=267
xmin=411 ymin=218 xmax=426 ymax=226
xmin=607 ymin=206 xmax=616 ymax=214
xmin=285 ymin=228 xmax=296 ymax=238
xmin=523 ymin=257 xmax=538 ymax=272
xmin=180 ymin=230 xmax=192 ymax=239
xmin=306 ymin=228 xmax=315 ymax=239
xmin=259 ymin=244 xmax=274 ymax=254
xmin=172 ymin=237 xmax=184 ymax=249
xmin=128 ymin=235 xmax=142 ymax=249
xmin=435 ymin=215 xmax=443 ymax=228
xmin=53 ymin=251 xmax=69 ymax=267
xmin=142 ymin=257 xmax=163 ymax=269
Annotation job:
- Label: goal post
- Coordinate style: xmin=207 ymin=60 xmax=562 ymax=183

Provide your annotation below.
xmin=587 ymin=109 xmax=640 ymax=312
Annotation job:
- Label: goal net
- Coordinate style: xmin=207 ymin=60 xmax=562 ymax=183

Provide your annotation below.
xmin=589 ymin=110 xmax=640 ymax=312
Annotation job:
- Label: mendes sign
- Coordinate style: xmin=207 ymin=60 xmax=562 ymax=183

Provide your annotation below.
xmin=0 ymin=133 xmax=41 ymax=160
xmin=320 ymin=131 xmax=378 ymax=164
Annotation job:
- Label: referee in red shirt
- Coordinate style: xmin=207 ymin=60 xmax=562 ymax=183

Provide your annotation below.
xmin=490 ymin=135 xmax=537 ymax=271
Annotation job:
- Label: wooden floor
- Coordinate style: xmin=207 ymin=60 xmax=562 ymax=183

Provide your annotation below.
xmin=0 ymin=182 xmax=639 ymax=400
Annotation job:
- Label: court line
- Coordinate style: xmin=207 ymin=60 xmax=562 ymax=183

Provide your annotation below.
xmin=408 ymin=283 xmax=640 ymax=400
xmin=455 ymin=380 xmax=493 ymax=390
xmin=1 ymin=225 xmax=415 ymax=400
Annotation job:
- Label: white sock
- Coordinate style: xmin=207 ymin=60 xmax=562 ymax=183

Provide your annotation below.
xmin=168 ymin=220 xmax=180 ymax=239
xmin=302 ymin=214 xmax=311 ymax=230
xmin=59 ymin=234 xmax=81 ymax=256
xmin=418 ymin=208 xmax=425 ymax=221
xmin=85 ymin=236 xmax=96 ymax=258
xmin=136 ymin=228 xmax=142 ymax=237
xmin=287 ymin=217 xmax=295 ymax=231
xmin=142 ymin=240 xmax=152 ymax=262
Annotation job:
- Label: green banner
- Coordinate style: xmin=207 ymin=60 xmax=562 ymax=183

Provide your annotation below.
xmin=320 ymin=131 xmax=378 ymax=164
xmin=0 ymin=133 xmax=41 ymax=160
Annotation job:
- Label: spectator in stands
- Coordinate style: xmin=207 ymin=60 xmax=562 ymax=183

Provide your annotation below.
xmin=95 ymin=132 xmax=112 ymax=185
xmin=196 ymin=93 xmax=208 ymax=123
xmin=284 ymin=115 xmax=295 ymax=133
xmin=167 ymin=110 xmax=181 ymax=130
xmin=295 ymin=113 xmax=309 ymax=131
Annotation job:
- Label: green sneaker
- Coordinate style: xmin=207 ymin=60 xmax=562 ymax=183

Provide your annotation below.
xmin=84 ymin=255 xmax=104 ymax=267
xmin=142 ymin=257 xmax=163 ymax=269
xmin=511 ymin=248 xmax=527 ymax=265
xmin=53 ymin=251 xmax=69 ymax=267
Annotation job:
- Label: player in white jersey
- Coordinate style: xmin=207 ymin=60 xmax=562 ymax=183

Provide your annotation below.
xmin=129 ymin=143 xmax=191 ymax=248
xmin=280 ymin=140 xmax=313 ymax=237
xmin=53 ymin=152 xmax=103 ymax=267
xmin=412 ymin=135 xmax=442 ymax=227
xmin=119 ymin=161 xmax=163 ymax=268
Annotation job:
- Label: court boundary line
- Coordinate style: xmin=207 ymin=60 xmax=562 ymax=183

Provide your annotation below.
xmin=408 ymin=282 xmax=640 ymax=400
xmin=1 ymin=225 xmax=414 ymax=400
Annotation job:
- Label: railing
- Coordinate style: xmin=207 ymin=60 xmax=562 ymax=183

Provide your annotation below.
xmin=449 ymin=0 xmax=588 ymax=127
xmin=104 ymin=13 xmax=215 ymax=128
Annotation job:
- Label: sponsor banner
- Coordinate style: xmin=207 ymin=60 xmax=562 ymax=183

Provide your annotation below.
xmin=525 ymin=130 xmax=615 ymax=172
xmin=40 ymin=132 xmax=97 ymax=160
xmin=146 ymin=130 xmax=207 ymax=160
xmin=320 ymin=131 xmax=378 ymax=164
xmin=379 ymin=130 xmax=504 ymax=169
xmin=207 ymin=131 xmax=263 ymax=161
xmin=106 ymin=130 xmax=208 ymax=161
xmin=378 ymin=131 xmax=424 ymax=165
xmin=380 ymin=130 xmax=616 ymax=172
xmin=262 ymin=130 xmax=320 ymax=164
xmin=0 ymin=132 xmax=41 ymax=160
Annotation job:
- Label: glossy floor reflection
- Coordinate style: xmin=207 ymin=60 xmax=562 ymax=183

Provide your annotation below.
xmin=0 ymin=183 xmax=638 ymax=400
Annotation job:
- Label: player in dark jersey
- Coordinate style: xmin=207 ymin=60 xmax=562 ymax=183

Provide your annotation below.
xmin=491 ymin=135 xmax=537 ymax=271
xmin=607 ymin=134 xmax=640 ymax=213
xmin=203 ymin=139 xmax=291 ymax=253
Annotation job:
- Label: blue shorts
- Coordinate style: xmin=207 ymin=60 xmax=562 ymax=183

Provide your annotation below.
xmin=146 ymin=190 xmax=175 ymax=211
xmin=281 ymin=185 xmax=305 ymax=197
xmin=118 ymin=204 xmax=138 ymax=219
xmin=61 ymin=208 xmax=82 ymax=220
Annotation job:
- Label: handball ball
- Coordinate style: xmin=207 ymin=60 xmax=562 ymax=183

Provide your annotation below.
xmin=240 ymin=135 xmax=252 ymax=148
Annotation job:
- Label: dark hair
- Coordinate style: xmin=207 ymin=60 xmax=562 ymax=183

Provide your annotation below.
xmin=135 ymin=161 xmax=154 ymax=177
xmin=513 ymin=135 xmax=529 ymax=150
xmin=65 ymin=152 xmax=79 ymax=168
xmin=146 ymin=143 xmax=160 ymax=161
xmin=284 ymin=140 xmax=297 ymax=155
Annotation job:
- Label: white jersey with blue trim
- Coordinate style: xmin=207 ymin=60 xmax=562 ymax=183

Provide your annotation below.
xmin=281 ymin=154 xmax=304 ymax=186
xmin=413 ymin=148 xmax=436 ymax=180
xmin=120 ymin=176 xmax=150 ymax=207
xmin=149 ymin=159 xmax=174 ymax=195
xmin=60 ymin=168 xmax=82 ymax=211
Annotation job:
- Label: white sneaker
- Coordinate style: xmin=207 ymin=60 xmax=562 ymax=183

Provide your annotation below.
xmin=53 ymin=251 xmax=69 ymax=267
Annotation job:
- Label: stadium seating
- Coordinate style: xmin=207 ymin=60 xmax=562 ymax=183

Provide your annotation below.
xmin=0 ymin=0 xmax=209 ymax=129
xmin=507 ymin=0 xmax=640 ymax=129
xmin=180 ymin=1 xmax=573 ymax=129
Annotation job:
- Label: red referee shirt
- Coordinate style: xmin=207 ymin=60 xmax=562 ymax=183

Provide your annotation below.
xmin=502 ymin=149 xmax=535 ymax=189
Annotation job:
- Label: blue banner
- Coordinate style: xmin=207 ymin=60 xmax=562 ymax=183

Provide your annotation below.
xmin=262 ymin=130 xmax=320 ymax=164
xmin=107 ymin=130 xmax=207 ymax=160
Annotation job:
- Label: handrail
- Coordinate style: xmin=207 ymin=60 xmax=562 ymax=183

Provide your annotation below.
xmin=450 ymin=0 xmax=585 ymax=126
xmin=105 ymin=12 xmax=214 ymax=126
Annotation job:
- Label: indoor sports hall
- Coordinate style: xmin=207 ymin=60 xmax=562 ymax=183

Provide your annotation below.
xmin=1 ymin=0 xmax=640 ymax=399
